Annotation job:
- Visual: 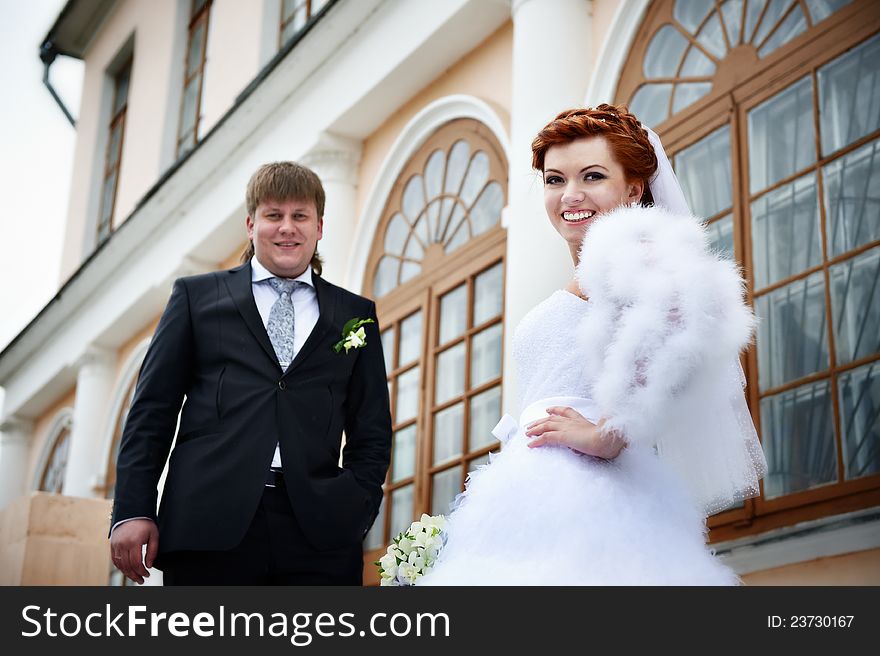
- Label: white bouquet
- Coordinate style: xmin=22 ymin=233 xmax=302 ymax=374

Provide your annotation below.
xmin=376 ymin=513 xmax=447 ymax=586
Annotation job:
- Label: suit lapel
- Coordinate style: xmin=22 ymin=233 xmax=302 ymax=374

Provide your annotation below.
xmin=286 ymin=273 xmax=337 ymax=375
xmin=224 ymin=262 xmax=279 ymax=368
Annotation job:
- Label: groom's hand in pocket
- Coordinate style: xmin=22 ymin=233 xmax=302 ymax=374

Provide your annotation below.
xmin=110 ymin=519 xmax=159 ymax=584
xmin=525 ymin=407 xmax=627 ymax=460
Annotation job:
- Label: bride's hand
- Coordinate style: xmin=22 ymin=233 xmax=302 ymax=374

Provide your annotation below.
xmin=524 ymin=407 xmax=627 ymax=460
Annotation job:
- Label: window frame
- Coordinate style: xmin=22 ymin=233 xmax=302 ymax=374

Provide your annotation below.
xmin=361 ymin=119 xmax=508 ymax=583
xmin=617 ymin=0 xmax=880 ymax=541
xmin=175 ymin=0 xmax=212 ymax=158
xmin=96 ymin=58 xmax=132 ymax=244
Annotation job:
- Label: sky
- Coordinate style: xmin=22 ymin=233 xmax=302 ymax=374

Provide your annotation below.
xmin=0 ymin=0 xmax=83 ymax=352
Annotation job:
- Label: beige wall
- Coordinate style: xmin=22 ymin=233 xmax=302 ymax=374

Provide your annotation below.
xmin=356 ymin=21 xmax=513 ymax=221
xmin=200 ymin=0 xmax=272 ymax=139
xmin=591 ymin=0 xmax=622 ymax=70
xmin=742 ymin=548 xmax=880 ymax=585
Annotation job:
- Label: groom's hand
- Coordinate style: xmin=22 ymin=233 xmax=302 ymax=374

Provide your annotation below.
xmin=110 ymin=519 xmax=159 ymax=584
xmin=525 ymin=407 xmax=627 ymax=459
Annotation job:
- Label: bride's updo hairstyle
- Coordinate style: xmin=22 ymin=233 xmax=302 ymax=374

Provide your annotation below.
xmin=531 ymin=104 xmax=658 ymax=206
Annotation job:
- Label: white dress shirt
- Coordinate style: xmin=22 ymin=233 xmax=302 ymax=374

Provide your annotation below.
xmin=251 ymin=257 xmax=319 ymax=468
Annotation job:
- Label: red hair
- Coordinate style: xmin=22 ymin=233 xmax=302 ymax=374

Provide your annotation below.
xmin=531 ymin=104 xmax=658 ymax=205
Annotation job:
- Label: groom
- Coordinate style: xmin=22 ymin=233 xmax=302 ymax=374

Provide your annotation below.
xmin=110 ymin=162 xmax=392 ymax=585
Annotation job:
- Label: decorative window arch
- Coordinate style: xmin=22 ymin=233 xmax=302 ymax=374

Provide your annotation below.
xmin=361 ymin=117 xmax=509 ymax=581
xmin=34 ymin=409 xmax=73 ymax=494
xmin=616 ymin=0 xmax=880 ymax=541
xmin=619 ymin=0 xmax=858 ymax=129
xmin=100 ymin=338 xmax=151 ymax=500
xmin=366 ymin=119 xmax=508 ymax=299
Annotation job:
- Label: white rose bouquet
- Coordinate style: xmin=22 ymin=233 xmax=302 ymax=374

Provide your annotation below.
xmin=376 ymin=514 xmax=447 ymax=586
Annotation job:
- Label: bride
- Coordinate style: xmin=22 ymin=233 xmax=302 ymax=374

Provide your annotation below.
xmin=416 ymin=105 xmax=767 ymax=585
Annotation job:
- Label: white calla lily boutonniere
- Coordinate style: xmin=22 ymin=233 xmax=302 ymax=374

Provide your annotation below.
xmin=333 ymin=317 xmax=375 ymax=354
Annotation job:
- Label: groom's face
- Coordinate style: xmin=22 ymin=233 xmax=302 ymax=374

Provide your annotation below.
xmin=247 ymin=198 xmax=323 ymax=278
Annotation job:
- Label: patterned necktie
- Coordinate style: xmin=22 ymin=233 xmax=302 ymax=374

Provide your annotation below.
xmin=267 ymin=278 xmax=299 ymax=369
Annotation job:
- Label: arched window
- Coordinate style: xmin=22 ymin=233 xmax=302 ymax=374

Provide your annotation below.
xmin=36 ymin=411 xmax=73 ymax=494
xmin=618 ymin=0 xmax=879 ymax=539
xmin=362 ymin=118 xmax=508 ymax=568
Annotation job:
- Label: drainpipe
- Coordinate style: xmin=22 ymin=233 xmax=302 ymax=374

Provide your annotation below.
xmin=40 ymin=41 xmax=76 ymax=128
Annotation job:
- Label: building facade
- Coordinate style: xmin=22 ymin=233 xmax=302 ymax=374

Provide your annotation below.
xmin=0 ymin=0 xmax=878 ymax=585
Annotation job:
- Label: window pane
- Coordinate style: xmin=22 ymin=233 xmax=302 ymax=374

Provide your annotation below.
xmin=805 ymin=0 xmax=852 ymax=23
xmin=435 ymin=343 xmax=466 ymax=404
xmin=818 ymin=34 xmax=880 ymax=156
xmin=460 ymin=152 xmax=489 ymax=207
xmin=364 ymin=495 xmax=386 ymax=550
xmin=40 ymin=430 xmax=70 ymax=493
xmin=467 ymin=452 xmax=491 ymax=474
xmin=400 ymin=261 xmax=421 ymax=284
xmin=752 ymin=0 xmax=791 ymax=47
xmin=399 ymin=311 xmax=422 ymax=366
xmin=750 ymin=173 xmax=821 ymax=289
xmin=674 ymin=0 xmax=714 ymax=33
xmin=675 ymin=125 xmax=732 ymax=218
xmin=424 ymin=149 xmax=445 ymax=199
xmin=402 ymin=175 xmax=425 ymax=223
xmin=390 ymin=484 xmax=414 ymax=539
xmin=186 ymin=21 xmax=206 ymax=76
xmin=680 ymin=45 xmax=716 ymax=77
xmin=471 ymin=323 xmax=503 ymax=389
xmin=695 ymin=12 xmax=727 ymax=59
xmin=760 ymin=379 xmax=837 ymax=498
xmin=755 ymin=271 xmax=829 ymax=390
xmin=374 ymin=256 xmax=398 ymax=297
xmin=671 ymin=82 xmax=712 ymax=114
xmin=757 ymin=4 xmax=807 ymax=57
xmin=433 ymin=402 xmax=464 ymax=465
xmin=469 ymin=181 xmax=504 ymax=235
xmin=384 ymin=213 xmax=409 ymax=256
xmin=830 ymin=248 xmax=880 ymax=365
xmin=823 ymin=139 xmax=880 ymax=257
xmin=179 ymin=76 xmax=200 ymax=140
xmin=744 ymin=0 xmax=768 ymax=44
xmin=381 ymin=327 xmax=395 ymax=373
xmin=473 ymin=262 xmax=504 ymax=325
xmin=395 ymin=367 xmax=420 ymax=423
xmin=431 ymin=467 xmax=461 ymax=516
xmin=721 ymin=0 xmax=744 ymax=46
xmin=439 ymin=285 xmax=467 ymax=344
xmin=629 ymin=83 xmax=672 ymax=129
xmin=838 ymin=362 xmax=880 ymax=481
xmin=106 ymin=122 xmax=123 ymax=169
xmin=392 ymin=425 xmax=417 ymax=483
xmin=748 ymin=76 xmax=815 ymax=193
xmin=469 ymin=385 xmax=502 ymax=451
xmin=706 ymin=214 xmax=734 ymax=260
xmin=113 ymin=66 xmax=131 ymax=115
xmin=445 ymin=140 xmax=470 ymax=195
xmin=643 ymin=25 xmax=689 ymax=78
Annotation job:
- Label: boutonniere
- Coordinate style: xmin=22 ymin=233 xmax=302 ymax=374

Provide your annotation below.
xmin=333 ymin=317 xmax=376 ymax=354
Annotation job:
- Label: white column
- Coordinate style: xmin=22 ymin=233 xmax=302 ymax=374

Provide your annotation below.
xmin=0 ymin=416 xmax=33 ymax=509
xmin=504 ymin=0 xmax=594 ymax=411
xmin=302 ymin=133 xmax=363 ymax=285
xmin=63 ymin=346 xmax=117 ymax=498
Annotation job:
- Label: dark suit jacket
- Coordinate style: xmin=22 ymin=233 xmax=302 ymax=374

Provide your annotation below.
xmin=111 ymin=262 xmax=392 ymax=559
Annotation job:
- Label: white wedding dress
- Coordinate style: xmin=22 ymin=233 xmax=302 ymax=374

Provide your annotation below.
xmin=417 ymin=289 xmax=741 ymax=586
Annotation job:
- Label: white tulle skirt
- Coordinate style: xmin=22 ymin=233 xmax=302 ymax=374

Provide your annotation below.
xmin=417 ymin=396 xmax=739 ymax=586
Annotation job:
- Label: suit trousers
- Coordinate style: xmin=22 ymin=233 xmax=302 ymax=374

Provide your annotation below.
xmin=160 ymin=477 xmax=364 ymax=585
